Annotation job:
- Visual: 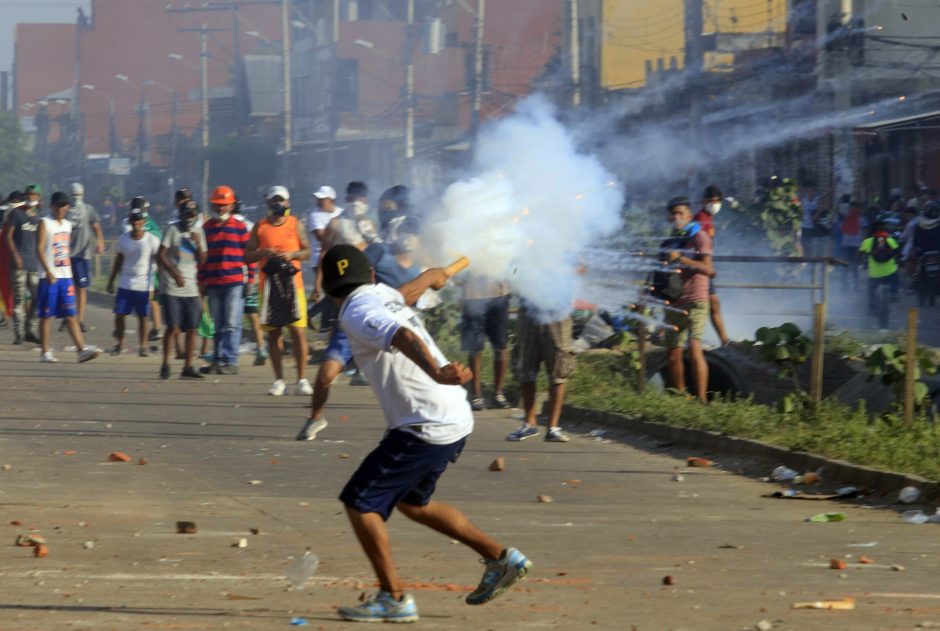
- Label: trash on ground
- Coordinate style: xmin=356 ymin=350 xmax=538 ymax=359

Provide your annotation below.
xmin=537 ymin=495 xmax=554 ymax=503
xmin=891 ymin=564 xmax=906 ymax=571
xmin=1 ymin=464 xmax=11 ymax=471
xmin=766 ymin=490 xmax=840 ymax=500
xmin=562 ymin=479 xmax=581 ymax=486
xmin=286 ymin=551 xmax=319 ymax=590
xmin=756 ymin=621 xmax=773 ymax=631
xmin=83 ymin=541 xmax=95 ymax=550
xmin=250 ymin=528 xmax=262 ymax=535
xmin=34 ymin=543 xmax=49 ymax=558
xmin=223 ymin=592 xmax=260 ymax=600
xmin=800 ymin=471 xmax=821 ymax=484
xmin=138 ymin=457 xmax=148 ymax=465
xmin=176 ymin=521 xmax=198 ymax=534
xmin=488 ymin=458 xmax=506 ymax=472
xmin=108 ymin=452 xmax=132 ymax=462
xmin=791 ymin=597 xmax=855 ymax=610
xmin=63 ymin=450 xmax=76 ymax=456
xmin=902 ymin=510 xmax=929 ymax=524
xmin=718 ymin=544 xmax=743 ymax=549
xmin=687 ymin=457 xmax=712 ymax=468
xmin=233 ymin=538 xmax=248 ymax=548
xmin=836 ymin=486 xmax=862 ymax=498
xmin=808 ymin=512 xmax=846 ymax=523
xmin=339 ymin=453 xmax=350 ymax=459
xmin=859 ymin=555 xmax=874 ymax=564
xmin=289 ymin=617 xmax=309 ymax=626
xmin=662 ymin=575 xmax=675 ymax=586
xmin=771 ymin=466 xmax=798 ymax=482
xmin=15 ymin=534 xmax=45 ymax=547
xmin=829 ymin=558 xmax=847 ymax=570
xmin=846 ymin=542 xmax=878 ymax=548
xmin=899 ymin=486 xmax=921 ymax=504
xmin=672 ymin=470 xmax=684 ymax=482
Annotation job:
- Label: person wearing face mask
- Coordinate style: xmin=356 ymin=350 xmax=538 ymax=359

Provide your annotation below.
xmin=156 ymin=200 xmax=207 ymax=379
xmin=199 ymin=185 xmax=250 ymax=375
xmin=245 ymin=186 xmax=313 ymax=396
xmin=662 ymin=196 xmax=714 ymax=403
xmin=378 ymin=185 xmax=412 ymax=244
xmin=5 ymin=186 xmax=42 ymax=344
xmin=66 ymin=183 xmax=104 ymax=332
xmin=307 ymin=185 xmax=343 ymax=331
xmin=692 ymin=185 xmax=730 ymax=346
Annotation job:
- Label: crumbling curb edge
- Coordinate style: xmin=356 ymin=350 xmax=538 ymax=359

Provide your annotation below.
xmin=559 ymin=404 xmax=940 ymax=500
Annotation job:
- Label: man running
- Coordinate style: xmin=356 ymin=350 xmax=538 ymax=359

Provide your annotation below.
xmin=320 ymin=244 xmax=531 ymax=623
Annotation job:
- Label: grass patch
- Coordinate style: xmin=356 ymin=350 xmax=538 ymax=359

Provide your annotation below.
xmin=566 ymin=353 xmax=940 ymax=481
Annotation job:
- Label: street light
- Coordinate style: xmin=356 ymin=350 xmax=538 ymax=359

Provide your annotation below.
xmin=168 ymin=53 xmax=199 ymax=71
xmin=143 ymin=80 xmax=180 ymax=187
xmin=82 ymin=83 xmax=119 ymax=157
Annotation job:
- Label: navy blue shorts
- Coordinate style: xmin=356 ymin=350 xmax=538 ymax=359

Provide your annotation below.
xmin=72 ymin=258 xmax=91 ymax=289
xmin=339 ymin=429 xmax=466 ymax=521
xmin=460 ymin=296 xmax=510 ymax=353
xmin=114 ymin=288 xmax=151 ymax=317
xmin=161 ymin=294 xmax=201 ymax=331
xmin=325 ymin=326 xmax=354 ymax=365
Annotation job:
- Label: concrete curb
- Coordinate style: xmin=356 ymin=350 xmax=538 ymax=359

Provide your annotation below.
xmin=560 ymin=404 xmax=940 ymax=500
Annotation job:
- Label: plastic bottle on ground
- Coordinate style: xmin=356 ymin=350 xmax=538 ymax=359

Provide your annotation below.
xmin=286 ymin=550 xmax=319 ymax=589
xmin=901 ymin=510 xmax=929 ymax=524
xmin=771 ymin=466 xmax=798 ymax=482
xmin=899 ymin=486 xmax=921 ymax=504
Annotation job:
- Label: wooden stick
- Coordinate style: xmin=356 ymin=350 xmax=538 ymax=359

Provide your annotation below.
xmin=810 ymin=302 xmax=826 ymax=403
xmin=904 ymin=307 xmax=919 ymax=426
xmin=791 ymin=597 xmax=855 ymax=610
xmin=443 ymin=256 xmax=470 ymax=278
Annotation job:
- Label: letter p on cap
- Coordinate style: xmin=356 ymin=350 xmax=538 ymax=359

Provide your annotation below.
xmin=337 ymin=259 xmax=349 ymax=276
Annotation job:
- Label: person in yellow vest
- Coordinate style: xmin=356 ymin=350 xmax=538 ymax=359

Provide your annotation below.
xmin=245 ymin=186 xmax=312 ymax=396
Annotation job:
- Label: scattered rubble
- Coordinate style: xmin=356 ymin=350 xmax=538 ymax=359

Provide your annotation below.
xmin=488 ymin=458 xmax=506 ymax=472
xmin=108 ymin=452 xmax=132 ymax=462
xmin=537 ymin=495 xmax=553 ymax=503
xmin=176 ymin=521 xmax=197 ymax=534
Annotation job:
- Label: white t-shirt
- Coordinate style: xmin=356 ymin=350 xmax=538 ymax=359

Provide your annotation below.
xmin=308 ymin=206 xmax=343 ymax=266
xmin=340 ymin=283 xmax=474 ymax=445
xmin=117 ymin=232 xmax=161 ymax=291
xmin=40 ymin=217 xmax=73 ymax=279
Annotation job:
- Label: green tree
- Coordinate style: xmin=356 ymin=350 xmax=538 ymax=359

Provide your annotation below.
xmin=749 ymin=177 xmax=803 ymax=255
xmin=0 ymin=112 xmax=43 ymax=193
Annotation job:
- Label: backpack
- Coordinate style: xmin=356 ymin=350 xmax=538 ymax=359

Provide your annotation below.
xmin=869 ymin=233 xmax=895 ymax=264
xmin=647 ymin=222 xmax=701 ymax=303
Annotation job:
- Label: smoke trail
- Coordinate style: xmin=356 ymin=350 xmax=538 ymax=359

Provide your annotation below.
xmin=424 ymin=94 xmax=623 ymax=320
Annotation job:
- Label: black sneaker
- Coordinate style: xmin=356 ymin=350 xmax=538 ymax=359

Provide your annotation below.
xmin=200 ymin=363 xmax=222 ymax=375
xmin=13 ymin=334 xmax=23 ymax=345
xmin=147 ymin=330 xmax=163 ymax=342
xmin=180 ymin=366 xmax=204 ymax=379
xmin=24 ymin=332 xmax=41 ymax=345
xmin=159 ymin=364 xmax=170 ymax=380
xmin=493 ymin=392 xmax=512 ymax=409
xmin=219 ymin=364 xmax=239 ymax=375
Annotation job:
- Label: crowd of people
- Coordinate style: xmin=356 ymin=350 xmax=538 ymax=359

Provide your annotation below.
xmin=0 ymin=178 xmax=583 ymax=447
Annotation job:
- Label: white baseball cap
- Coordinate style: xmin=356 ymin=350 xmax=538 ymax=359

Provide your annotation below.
xmin=266 ymin=185 xmax=290 ymax=200
xmin=313 ymin=185 xmax=336 ymax=200
xmin=69 ymin=182 xmax=84 ymax=196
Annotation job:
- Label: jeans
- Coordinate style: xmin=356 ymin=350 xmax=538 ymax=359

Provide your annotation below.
xmin=867 ymin=273 xmax=898 ymax=313
xmin=11 ymin=269 xmax=39 ymax=337
xmin=207 ymin=284 xmax=244 ymax=366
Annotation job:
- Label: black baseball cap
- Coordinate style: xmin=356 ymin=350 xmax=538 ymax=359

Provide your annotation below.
xmin=667 ymin=196 xmax=691 ymax=210
xmin=130 ymin=195 xmax=150 ymax=210
xmin=321 ymin=244 xmax=373 ymax=297
xmin=50 ymin=191 xmax=69 ymax=207
xmin=175 ymin=188 xmax=193 ymax=202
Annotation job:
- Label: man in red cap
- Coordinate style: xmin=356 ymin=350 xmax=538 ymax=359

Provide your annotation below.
xmin=199 ymin=185 xmax=250 ymax=374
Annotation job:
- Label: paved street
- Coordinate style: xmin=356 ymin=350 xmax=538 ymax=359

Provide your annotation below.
xmin=2 ymin=303 xmax=940 ymax=631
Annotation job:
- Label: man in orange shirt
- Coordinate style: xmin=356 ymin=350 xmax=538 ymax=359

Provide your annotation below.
xmin=245 ymin=186 xmax=313 ymax=397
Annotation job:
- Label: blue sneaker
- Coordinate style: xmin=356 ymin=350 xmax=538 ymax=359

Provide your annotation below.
xmin=506 ymin=424 xmax=540 ymax=441
xmin=466 ymin=547 xmax=532 ymax=605
xmin=338 ymin=591 xmax=419 ymax=623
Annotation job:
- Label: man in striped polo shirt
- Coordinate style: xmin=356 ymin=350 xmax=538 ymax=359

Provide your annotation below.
xmin=200 ymin=185 xmax=250 ymax=375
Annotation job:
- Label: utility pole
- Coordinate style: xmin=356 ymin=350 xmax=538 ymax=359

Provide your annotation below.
xmin=568 ymin=0 xmax=581 ymax=108
xmin=201 ymin=26 xmax=210 ymax=208
xmin=684 ymin=0 xmax=704 ymax=195
xmin=282 ymin=0 xmax=292 ymax=156
xmin=470 ymin=0 xmax=485 ymax=136
xmin=404 ymin=0 xmax=415 ymax=169
xmin=327 ymin=0 xmax=339 ymax=184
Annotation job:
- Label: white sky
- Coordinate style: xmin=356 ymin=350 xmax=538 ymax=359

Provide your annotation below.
xmin=0 ymin=0 xmax=90 ymax=74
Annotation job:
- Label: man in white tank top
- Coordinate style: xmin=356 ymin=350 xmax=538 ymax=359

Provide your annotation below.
xmin=35 ymin=192 xmax=100 ymax=363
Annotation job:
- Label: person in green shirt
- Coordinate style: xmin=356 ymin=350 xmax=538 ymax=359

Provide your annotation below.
xmin=858 ymin=220 xmax=900 ymax=317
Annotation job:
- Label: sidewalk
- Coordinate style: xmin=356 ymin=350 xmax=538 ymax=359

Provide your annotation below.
xmin=1 ymin=302 xmax=940 ymax=630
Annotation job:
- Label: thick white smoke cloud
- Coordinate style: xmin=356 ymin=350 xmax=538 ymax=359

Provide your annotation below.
xmin=425 ymin=95 xmax=623 ymax=319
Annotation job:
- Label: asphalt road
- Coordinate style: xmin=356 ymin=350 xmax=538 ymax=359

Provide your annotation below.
xmin=2 ymin=302 xmax=940 ymax=631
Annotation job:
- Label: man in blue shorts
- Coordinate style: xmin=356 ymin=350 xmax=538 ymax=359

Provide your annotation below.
xmin=35 ymin=192 xmax=99 ymax=363
xmin=320 ymin=244 xmax=531 ymax=623
xmin=107 ymin=205 xmax=161 ymax=356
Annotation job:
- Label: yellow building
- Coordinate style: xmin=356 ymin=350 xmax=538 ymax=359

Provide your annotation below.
xmin=601 ymin=0 xmax=789 ymax=89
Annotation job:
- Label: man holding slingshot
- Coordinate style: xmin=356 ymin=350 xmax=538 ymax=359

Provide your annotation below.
xmin=319 ymin=244 xmax=531 ymax=623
